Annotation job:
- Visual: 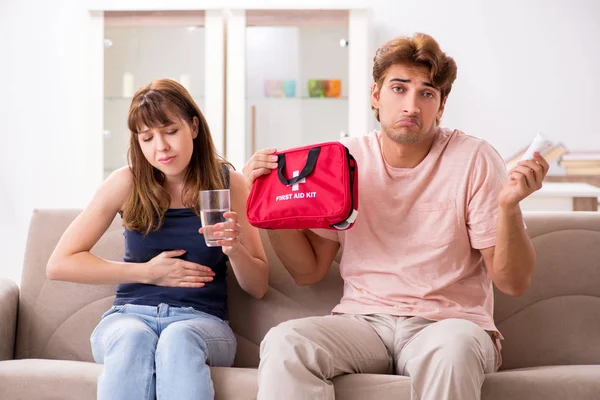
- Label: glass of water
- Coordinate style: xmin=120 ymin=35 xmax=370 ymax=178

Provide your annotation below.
xmin=199 ymin=189 xmax=230 ymax=247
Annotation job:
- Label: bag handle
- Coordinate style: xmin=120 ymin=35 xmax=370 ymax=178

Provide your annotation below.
xmin=277 ymin=147 xmax=321 ymax=185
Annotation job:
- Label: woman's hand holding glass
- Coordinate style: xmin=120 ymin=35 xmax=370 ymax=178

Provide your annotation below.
xmin=199 ymin=211 xmax=242 ymax=256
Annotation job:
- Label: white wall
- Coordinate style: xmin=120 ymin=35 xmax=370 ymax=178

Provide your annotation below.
xmin=0 ymin=0 xmax=93 ymax=285
xmin=2 ymin=0 xmax=600 ymax=284
xmin=367 ymin=0 xmax=600 ymax=157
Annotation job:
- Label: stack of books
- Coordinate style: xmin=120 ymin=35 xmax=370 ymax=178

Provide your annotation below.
xmin=558 ymin=152 xmax=600 ymax=175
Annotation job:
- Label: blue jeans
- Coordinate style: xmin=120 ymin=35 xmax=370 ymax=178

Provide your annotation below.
xmin=90 ymin=303 xmax=236 ymax=400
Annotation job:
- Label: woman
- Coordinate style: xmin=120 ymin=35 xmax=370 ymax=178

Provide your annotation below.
xmin=47 ymin=79 xmax=268 ymax=400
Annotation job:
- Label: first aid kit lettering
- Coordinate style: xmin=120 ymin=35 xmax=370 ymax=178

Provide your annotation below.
xmin=275 ymin=191 xmax=317 ymax=202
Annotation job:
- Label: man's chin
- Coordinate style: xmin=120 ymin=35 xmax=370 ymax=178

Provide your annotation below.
xmin=384 ymin=125 xmax=437 ymax=145
xmin=386 ymin=130 xmax=423 ymax=145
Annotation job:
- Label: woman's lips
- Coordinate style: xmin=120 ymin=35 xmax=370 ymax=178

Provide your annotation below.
xmin=158 ymin=156 xmax=176 ymax=164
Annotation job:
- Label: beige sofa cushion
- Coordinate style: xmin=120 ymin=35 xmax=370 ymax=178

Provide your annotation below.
xmin=4 ymin=359 xmax=598 ymax=400
xmin=16 ymin=210 xmax=120 ymax=361
xmin=480 ymin=365 xmax=600 ymax=400
xmin=0 ymin=359 xmax=100 ymax=399
xmin=15 ymin=209 xmax=343 ymax=369
xmin=15 ymin=210 xmax=600 ymax=374
xmin=494 ymin=212 xmax=600 ymax=370
xmin=0 ymin=278 xmax=18 ymax=361
xmin=332 ymin=365 xmax=600 ymax=400
xmin=226 ymin=229 xmax=343 ymax=367
xmin=0 ymin=360 xmax=258 ymax=400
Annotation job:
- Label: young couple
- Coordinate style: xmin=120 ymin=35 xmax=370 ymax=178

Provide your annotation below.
xmin=48 ymin=32 xmax=548 ymax=400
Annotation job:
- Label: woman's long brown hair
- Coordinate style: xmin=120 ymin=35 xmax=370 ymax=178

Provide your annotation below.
xmin=122 ymin=79 xmax=228 ymax=234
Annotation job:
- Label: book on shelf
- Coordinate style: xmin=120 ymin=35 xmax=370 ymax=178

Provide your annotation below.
xmin=559 ymin=152 xmax=600 ymax=175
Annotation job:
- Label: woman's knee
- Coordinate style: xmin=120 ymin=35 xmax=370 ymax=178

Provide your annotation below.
xmin=156 ymin=320 xmax=236 ymax=368
xmin=92 ymin=316 xmax=158 ymax=360
xmin=158 ymin=321 xmax=207 ymax=352
xmin=114 ymin=320 xmax=156 ymax=344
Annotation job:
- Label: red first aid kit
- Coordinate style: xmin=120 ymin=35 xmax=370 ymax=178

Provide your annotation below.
xmin=246 ymin=141 xmax=358 ymax=230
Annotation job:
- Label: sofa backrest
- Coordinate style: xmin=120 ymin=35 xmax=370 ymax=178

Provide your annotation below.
xmin=16 ymin=210 xmax=123 ymax=362
xmin=493 ymin=212 xmax=600 ymax=370
xmin=15 ymin=210 xmax=600 ymax=370
xmin=15 ymin=209 xmax=343 ymax=368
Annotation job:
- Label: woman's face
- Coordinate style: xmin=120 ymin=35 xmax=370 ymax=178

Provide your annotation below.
xmin=137 ymin=115 xmax=198 ymax=182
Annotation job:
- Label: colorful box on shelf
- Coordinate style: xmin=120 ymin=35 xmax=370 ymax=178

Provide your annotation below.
xmin=264 ymin=80 xmax=296 ymax=98
xmin=308 ymin=79 xmax=342 ymax=98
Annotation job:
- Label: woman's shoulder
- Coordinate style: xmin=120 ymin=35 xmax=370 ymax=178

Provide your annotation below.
xmin=226 ymin=166 xmax=246 ymax=191
xmin=98 ymin=167 xmax=133 ymax=211
xmin=106 ymin=166 xmax=133 ymax=189
xmin=226 ymin=168 xmax=250 ymax=213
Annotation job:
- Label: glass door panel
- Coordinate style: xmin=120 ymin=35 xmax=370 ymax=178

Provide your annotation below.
xmin=244 ymin=10 xmax=349 ymax=159
xmin=103 ymin=11 xmax=206 ymax=178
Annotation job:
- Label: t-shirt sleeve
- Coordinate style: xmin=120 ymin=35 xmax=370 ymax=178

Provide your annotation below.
xmin=467 ymin=142 xmax=509 ymax=249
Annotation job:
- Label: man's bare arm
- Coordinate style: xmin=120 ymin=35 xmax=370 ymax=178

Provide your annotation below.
xmin=267 ymin=229 xmax=340 ymax=286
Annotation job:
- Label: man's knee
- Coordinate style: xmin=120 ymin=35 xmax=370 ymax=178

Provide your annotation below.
xmin=260 ymin=318 xmax=323 ymax=362
xmin=430 ymin=319 xmax=489 ymax=365
xmin=262 ymin=319 xmax=307 ymax=350
xmin=260 ymin=317 xmax=341 ymax=382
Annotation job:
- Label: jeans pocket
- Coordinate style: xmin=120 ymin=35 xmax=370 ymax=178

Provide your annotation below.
xmin=91 ymin=305 xmax=128 ymax=341
xmin=90 ymin=305 xmax=128 ymax=363
xmin=181 ymin=306 xmax=223 ymax=322
xmin=101 ymin=305 xmax=128 ymax=319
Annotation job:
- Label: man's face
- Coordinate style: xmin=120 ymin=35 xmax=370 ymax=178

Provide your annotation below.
xmin=371 ymin=63 xmax=446 ymax=145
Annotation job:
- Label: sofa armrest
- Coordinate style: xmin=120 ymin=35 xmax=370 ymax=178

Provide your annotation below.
xmin=0 ymin=278 xmax=19 ymax=361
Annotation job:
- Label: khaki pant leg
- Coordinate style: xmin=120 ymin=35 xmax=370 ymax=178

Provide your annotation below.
xmin=394 ymin=317 xmax=497 ymax=400
xmin=257 ymin=314 xmax=394 ymax=400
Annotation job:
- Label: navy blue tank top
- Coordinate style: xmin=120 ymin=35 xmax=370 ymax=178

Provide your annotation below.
xmin=114 ymin=168 xmax=230 ymax=320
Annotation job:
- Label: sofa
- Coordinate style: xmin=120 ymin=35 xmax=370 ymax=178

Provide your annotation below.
xmin=1 ymin=209 xmax=600 ymax=399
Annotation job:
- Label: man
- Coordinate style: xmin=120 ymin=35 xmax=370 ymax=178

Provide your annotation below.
xmin=243 ymin=33 xmax=548 ymax=400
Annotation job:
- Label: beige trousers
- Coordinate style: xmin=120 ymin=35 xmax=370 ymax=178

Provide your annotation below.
xmin=257 ymin=314 xmax=497 ymax=400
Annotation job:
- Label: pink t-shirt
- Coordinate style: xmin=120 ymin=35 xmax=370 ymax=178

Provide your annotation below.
xmin=315 ymin=128 xmax=508 ymax=335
